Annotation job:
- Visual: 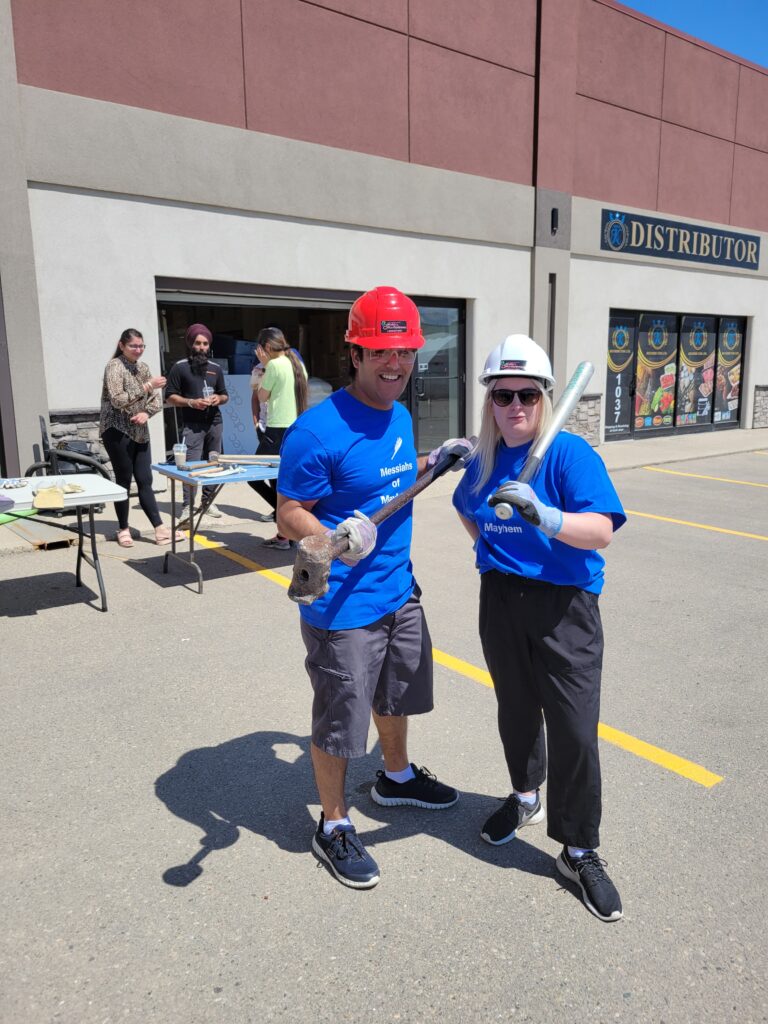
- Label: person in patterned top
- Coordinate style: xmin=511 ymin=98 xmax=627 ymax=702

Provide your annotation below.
xmin=99 ymin=328 xmax=181 ymax=548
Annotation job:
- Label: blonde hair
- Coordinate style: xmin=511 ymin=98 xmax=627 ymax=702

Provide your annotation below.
xmin=469 ymin=379 xmax=553 ymax=493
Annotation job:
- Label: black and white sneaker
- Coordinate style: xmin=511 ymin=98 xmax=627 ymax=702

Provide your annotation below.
xmin=480 ymin=792 xmax=545 ymax=845
xmin=371 ymin=765 xmax=459 ymax=809
xmin=311 ymin=816 xmax=380 ymax=889
xmin=556 ymin=847 xmax=623 ymax=922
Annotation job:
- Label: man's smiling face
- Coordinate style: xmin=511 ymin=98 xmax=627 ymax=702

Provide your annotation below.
xmin=350 ymin=346 xmax=417 ymax=410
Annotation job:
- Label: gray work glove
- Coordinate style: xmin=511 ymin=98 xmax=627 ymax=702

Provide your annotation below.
xmin=492 ymin=482 xmax=563 ymax=538
xmin=426 ymin=436 xmax=477 ymax=470
xmin=332 ymin=510 xmax=377 ymax=566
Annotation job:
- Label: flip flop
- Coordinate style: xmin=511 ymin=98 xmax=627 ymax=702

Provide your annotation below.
xmin=116 ymin=529 xmax=134 ymax=548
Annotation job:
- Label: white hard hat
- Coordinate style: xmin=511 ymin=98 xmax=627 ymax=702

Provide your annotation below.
xmin=478 ymin=334 xmax=555 ymax=388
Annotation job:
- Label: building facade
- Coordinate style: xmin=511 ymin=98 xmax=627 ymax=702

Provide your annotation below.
xmin=1 ymin=0 xmax=766 ymax=473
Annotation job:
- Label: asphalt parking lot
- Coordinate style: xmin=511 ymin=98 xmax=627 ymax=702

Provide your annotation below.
xmin=2 ymin=438 xmax=767 ymax=1024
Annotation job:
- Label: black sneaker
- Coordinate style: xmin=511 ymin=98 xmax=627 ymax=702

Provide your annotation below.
xmin=371 ymin=765 xmax=459 ymax=809
xmin=480 ymin=792 xmax=545 ymax=845
xmin=252 ymin=511 xmax=275 ymax=523
xmin=311 ymin=816 xmax=380 ymax=889
xmin=556 ymin=847 xmax=623 ymax=922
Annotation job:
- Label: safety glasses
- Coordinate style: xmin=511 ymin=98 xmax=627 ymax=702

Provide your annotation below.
xmin=368 ymin=349 xmax=417 ymax=364
xmin=490 ymin=387 xmax=541 ymax=408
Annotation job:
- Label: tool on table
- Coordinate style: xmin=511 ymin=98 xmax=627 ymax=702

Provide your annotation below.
xmin=488 ymin=361 xmax=595 ymax=523
xmin=209 ymin=453 xmax=280 ymax=467
xmin=288 ymin=450 xmax=466 ymax=605
xmin=187 ymin=466 xmax=245 ymax=479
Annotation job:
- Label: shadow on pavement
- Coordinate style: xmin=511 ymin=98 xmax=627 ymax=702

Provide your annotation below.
xmin=0 ymin=571 xmax=99 ymax=616
xmin=155 ymin=731 xmax=553 ymax=888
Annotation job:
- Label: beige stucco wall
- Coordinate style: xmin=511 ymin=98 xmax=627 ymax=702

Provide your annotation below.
xmin=27 ymin=185 xmax=533 ymax=452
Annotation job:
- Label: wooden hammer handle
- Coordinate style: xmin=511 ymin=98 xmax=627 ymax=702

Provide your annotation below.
xmin=288 ymin=452 xmax=461 ymax=604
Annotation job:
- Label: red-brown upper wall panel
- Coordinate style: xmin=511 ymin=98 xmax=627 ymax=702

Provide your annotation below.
xmin=409 ymin=0 xmax=537 ymax=75
xmin=11 ymin=0 xmax=246 ymax=128
xmin=409 ymin=40 xmax=534 ymax=183
xmin=736 ymin=66 xmax=768 ymax=153
xmin=242 ymin=0 xmax=408 ymax=161
xmin=730 ymin=146 xmax=768 ymax=232
xmin=536 ymin=0 xmax=579 ymax=194
xmin=304 ymin=0 xmax=407 ymax=33
xmin=576 ymin=0 xmax=664 ymax=118
xmin=573 ymin=96 xmax=660 ymax=210
xmin=657 ymin=122 xmax=733 ymax=225
xmin=662 ymin=35 xmax=739 ymax=141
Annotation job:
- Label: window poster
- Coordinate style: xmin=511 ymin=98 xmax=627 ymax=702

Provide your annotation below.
xmin=676 ymin=316 xmax=716 ymax=427
xmin=605 ymin=316 xmax=636 ymax=438
xmin=635 ymin=314 xmax=678 ymax=432
xmin=714 ymin=318 xmax=744 ymax=425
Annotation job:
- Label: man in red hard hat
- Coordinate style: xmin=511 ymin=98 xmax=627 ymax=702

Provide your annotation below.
xmin=277 ymin=286 xmax=473 ymax=889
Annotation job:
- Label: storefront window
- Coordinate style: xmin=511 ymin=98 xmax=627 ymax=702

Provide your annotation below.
xmin=604 ymin=309 xmax=745 ymax=440
xmin=411 ymin=302 xmax=465 ymax=453
xmin=635 ymin=313 xmax=678 ymax=434
xmin=714 ymin=319 xmax=743 ymax=425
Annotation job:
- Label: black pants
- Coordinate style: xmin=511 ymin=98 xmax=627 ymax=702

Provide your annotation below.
xmin=183 ymin=421 xmax=223 ymax=505
xmin=102 ymin=427 xmax=161 ymax=530
xmin=247 ymin=426 xmax=286 ymax=510
xmin=479 ymin=570 xmax=604 ymax=849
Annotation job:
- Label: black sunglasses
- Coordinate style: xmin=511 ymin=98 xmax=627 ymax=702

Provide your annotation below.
xmin=490 ymin=387 xmax=541 ymax=408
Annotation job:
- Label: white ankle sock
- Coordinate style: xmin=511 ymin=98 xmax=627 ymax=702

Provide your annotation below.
xmin=515 ymin=791 xmax=537 ymax=807
xmin=384 ymin=765 xmax=416 ymax=784
xmin=323 ymin=816 xmax=352 ymax=835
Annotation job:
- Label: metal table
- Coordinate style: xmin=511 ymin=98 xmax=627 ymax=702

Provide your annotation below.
xmin=0 ymin=474 xmax=128 ymax=612
xmin=151 ymin=460 xmax=279 ymax=593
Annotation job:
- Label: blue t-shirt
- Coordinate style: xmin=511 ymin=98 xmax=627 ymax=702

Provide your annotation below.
xmin=278 ymin=389 xmax=418 ymax=629
xmin=452 ymin=432 xmax=626 ymax=594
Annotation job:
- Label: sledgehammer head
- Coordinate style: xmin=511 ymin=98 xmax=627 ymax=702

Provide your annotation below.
xmin=288 ymin=533 xmax=339 ymax=604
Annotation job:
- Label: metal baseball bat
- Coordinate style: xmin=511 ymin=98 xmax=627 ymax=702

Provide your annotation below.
xmin=490 ymin=361 xmax=595 ymax=520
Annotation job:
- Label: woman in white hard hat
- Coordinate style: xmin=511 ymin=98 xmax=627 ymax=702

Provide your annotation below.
xmin=452 ymin=334 xmax=626 ymax=923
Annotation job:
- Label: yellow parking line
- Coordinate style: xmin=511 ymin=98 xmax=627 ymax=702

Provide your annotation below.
xmin=193 ymin=533 xmax=722 ymax=787
xmin=642 ymin=466 xmax=768 ymax=488
xmin=432 ymin=648 xmax=721 ymax=787
xmin=625 ymin=509 xmax=768 ymax=541
xmin=597 ymin=724 xmax=722 ymax=788
xmin=191 ymin=532 xmax=290 ymax=588
xmin=433 ymin=648 xmax=493 ymax=687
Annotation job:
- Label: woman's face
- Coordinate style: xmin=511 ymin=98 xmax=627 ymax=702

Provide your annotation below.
xmin=490 ymin=377 xmax=541 ymax=446
xmin=120 ymin=337 xmax=145 ymax=364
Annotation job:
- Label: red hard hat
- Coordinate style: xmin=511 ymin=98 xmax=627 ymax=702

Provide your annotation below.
xmin=345 ymin=286 xmax=424 ymax=350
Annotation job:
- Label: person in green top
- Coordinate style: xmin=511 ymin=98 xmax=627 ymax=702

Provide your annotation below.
xmin=248 ymin=327 xmax=308 ymax=548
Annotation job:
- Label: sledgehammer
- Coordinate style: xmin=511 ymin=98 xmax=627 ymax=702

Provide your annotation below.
xmin=288 ymin=451 xmax=465 ymax=605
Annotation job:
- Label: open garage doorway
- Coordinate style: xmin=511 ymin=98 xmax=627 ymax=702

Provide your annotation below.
xmin=156 ymin=280 xmax=465 ymax=456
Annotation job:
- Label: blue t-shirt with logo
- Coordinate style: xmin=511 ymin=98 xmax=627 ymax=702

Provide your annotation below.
xmin=452 ymin=432 xmax=626 ymax=594
xmin=278 ymin=389 xmax=418 ymax=629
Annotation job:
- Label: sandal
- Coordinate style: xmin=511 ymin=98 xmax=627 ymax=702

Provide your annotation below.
xmin=155 ymin=526 xmax=185 ymax=546
xmin=116 ymin=528 xmax=134 ymax=548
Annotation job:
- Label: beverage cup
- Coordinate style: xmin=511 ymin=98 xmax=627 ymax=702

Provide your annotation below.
xmin=173 ymin=443 xmax=188 ymax=470
xmin=202 ymin=384 xmax=214 ymax=402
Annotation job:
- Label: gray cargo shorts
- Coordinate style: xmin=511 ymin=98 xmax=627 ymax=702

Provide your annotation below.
xmin=300 ymin=589 xmax=434 ymax=759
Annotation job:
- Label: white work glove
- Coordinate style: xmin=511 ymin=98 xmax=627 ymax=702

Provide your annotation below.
xmin=426 ymin=436 xmax=477 ymax=470
xmin=332 ymin=510 xmax=378 ymax=566
xmin=492 ymin=482 xmax=563 ymax=538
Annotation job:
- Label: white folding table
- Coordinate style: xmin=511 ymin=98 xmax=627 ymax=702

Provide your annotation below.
xmin=0 ymin=474 xmax=127 ymax=612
